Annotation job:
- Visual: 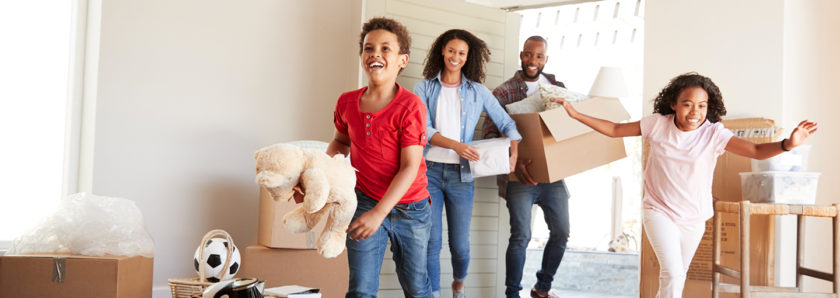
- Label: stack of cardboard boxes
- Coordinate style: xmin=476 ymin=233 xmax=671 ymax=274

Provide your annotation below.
xmin=238 ymin=186 xmax=349 ymax=296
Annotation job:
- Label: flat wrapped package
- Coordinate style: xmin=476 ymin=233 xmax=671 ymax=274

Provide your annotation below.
xmin=468 ymin=138 xmax=511 ymax=178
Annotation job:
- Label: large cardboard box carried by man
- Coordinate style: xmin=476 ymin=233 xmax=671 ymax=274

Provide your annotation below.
xmin=508 ymin=97 xmax=631 ymax=183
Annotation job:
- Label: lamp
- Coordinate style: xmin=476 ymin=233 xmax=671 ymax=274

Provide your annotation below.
xmin=589 ymin=66 xmax=629 ymax=98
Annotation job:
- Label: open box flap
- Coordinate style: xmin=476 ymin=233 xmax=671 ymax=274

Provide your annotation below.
xmin=539 ymin=97 xmax=631 ymax=143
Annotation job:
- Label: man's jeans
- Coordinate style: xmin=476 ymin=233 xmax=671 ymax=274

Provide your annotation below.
xmin=504 ymin=180 xmax=570 ymax=297
xmin=425 ymin=161 xmax=475 ymax=293
xmin=346 ymin=189 xmax=433 ymax=298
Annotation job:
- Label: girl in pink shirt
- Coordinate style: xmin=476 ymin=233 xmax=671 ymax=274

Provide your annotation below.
xmin=554 ymin=72 xmax=817 ymax=298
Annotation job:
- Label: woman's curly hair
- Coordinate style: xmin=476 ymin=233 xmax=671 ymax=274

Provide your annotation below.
xmin=422 ymin=29 xmax=491 ymax=83
xmin=652 ymin=72 xmax=727 ymax=123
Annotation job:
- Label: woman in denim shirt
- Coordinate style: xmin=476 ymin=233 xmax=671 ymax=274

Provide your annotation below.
xmin=414 ymin=29 xmax=521 ymax=298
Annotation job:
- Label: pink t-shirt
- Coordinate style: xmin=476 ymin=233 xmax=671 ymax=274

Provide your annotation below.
xmin=640 ymin=113 xmax=734 ymax=223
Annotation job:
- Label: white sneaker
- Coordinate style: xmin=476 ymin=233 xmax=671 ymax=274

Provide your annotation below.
xmin=453 ymin=289 xmax=465 ymax=298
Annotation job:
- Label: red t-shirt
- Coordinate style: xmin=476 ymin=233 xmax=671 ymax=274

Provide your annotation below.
xmin=333 ymin=84 xmax=429 ymax=203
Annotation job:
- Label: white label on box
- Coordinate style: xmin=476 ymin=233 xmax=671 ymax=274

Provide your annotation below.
xmin=264 ymin=285 xmax=321 ymax=298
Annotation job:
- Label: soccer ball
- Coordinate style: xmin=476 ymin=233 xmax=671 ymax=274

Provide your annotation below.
xmin=193 ymin=238 xmax=241 ymax=282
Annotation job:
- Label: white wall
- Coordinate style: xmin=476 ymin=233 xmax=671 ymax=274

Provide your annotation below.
xmin=643 ymin=0 xmax=785 ymax=119
xmin=782 ymin=0 xmax=840 ymax=292
xmin=81 ymin=0 xmax=363 ymax=292
xmin=645 ymin=0 xmax=840 ymax=293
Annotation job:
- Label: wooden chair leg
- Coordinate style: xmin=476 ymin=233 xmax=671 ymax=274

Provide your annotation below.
xmin=713 ymin=210 xmax=721 ymax=298
xmin=833 ymin=204 xmax=840 ymax=296
xmin=797 ymin=214 xmax=805 ymax=291
xmin=741 ymin=201 xmax=751 ymax=298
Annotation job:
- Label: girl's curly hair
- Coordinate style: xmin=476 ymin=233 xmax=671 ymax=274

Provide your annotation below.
xmin=652 ymin=72 xmax=727 ymax=123
xmin=422 ymin=29 xmax=491 ymax=83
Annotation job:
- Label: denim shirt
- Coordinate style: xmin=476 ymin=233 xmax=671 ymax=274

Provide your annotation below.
xmin=414 ymin=72 xmax=522 ymax=182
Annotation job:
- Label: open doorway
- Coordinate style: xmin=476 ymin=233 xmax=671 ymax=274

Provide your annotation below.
xmin=514 ymin=0 xmax=644 ymax=296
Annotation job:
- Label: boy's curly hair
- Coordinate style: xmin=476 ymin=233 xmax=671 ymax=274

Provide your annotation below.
xmin=358 ymin=17 xmax=411 ymax=55
xmin=652 ymin=72 xmax=727 ymax=123
xmin=422 ymin=29 xmax=491 ymax=83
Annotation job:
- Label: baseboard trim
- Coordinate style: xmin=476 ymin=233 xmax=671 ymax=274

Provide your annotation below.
xmin=153 ymin=286 xmax=171 ymax=298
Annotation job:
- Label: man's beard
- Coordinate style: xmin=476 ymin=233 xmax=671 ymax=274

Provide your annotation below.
xmin=521 ymin=61 xmax=543 ymax=80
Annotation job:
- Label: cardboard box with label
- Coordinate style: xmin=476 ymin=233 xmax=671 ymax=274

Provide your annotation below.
xmin=508 ymin=97 xmax=631 ymax=183
xmin=258 ymin=186 xmax=325 ymax=249
xmin=239 ymin=245 xmax=347 ymax=297
xmin=639 ymin=118 xmax=781 ymax=298
xmin=0 ymin=254 xmax=153 ymax=298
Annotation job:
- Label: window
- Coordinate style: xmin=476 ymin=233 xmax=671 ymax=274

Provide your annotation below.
xmin=614 ymin=2 xmax=621 ymax=18
xmin=0 ymin=1 xmax=84 ymax=249
xmin=593 ymin=4 xmax=600 ymax=21
xmin=635 ymin=0 xmax=642 ymax=16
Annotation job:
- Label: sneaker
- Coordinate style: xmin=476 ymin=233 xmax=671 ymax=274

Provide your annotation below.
xmin=453 ymin=289 xmax=466 ymax=298
xmin=530 ymin=286 xmax=560 ymax=298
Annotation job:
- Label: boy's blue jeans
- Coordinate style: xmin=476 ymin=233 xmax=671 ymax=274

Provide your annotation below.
xmin=425 ymin=161 xmax=475 ymax=293
xmin=504 ymin=180 xmax=570 ymax=298
xmin=346 ymin=189 xmax=433 ymax=298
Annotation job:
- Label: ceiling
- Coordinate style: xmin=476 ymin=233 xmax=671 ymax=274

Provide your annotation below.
xmin=465 ymin=0 xmax=600 ymax=11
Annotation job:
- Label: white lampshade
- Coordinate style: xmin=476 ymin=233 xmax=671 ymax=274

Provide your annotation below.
xmin=589 ymin=66 xmax=629 ymax=98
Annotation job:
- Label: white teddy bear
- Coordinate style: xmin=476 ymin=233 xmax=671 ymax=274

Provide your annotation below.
xmin=254 ymin=143 xmax=356 ymax=258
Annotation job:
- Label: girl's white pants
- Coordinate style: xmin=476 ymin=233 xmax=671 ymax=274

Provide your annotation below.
xmin=643 ymin=209 xmax=706 ymax=298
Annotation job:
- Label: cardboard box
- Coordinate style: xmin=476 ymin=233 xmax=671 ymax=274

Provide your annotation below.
xmin=258 ymin=186 xmax=325 ymax=249
xmin=508 ymin=97 xmax=631 ymax=183
xmin=239 ymin=245 xmax=347 ymax=297
xmin=640 ymin=118 xmax=781 ymax=298
xmin=0 ymin=254 xmax=153 ymax=298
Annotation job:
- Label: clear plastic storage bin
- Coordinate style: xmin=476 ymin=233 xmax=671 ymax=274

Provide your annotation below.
xmin=751 ymin=144 xmax=811 ymax=172
xmin=739 ymin=171 xmax=820 ymax=204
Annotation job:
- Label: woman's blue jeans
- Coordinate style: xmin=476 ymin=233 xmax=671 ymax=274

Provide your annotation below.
xmin=425 ymin=161 xmax=475 ymax=293
xmin=346 ymin=189 xmax=433 ymax=298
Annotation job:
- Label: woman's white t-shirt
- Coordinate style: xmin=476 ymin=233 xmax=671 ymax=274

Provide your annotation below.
xmin=640 ymin=113 xmax=734 ymax=223
xmin=425 ymin=84 xmax=462 ymax=164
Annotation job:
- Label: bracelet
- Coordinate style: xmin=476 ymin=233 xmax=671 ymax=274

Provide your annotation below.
xmin=781 ymin=138 xmax=790 ymax=152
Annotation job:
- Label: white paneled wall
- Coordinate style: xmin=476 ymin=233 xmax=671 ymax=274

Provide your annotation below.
xmin=362 ymin=1 xmax=519 ymax=297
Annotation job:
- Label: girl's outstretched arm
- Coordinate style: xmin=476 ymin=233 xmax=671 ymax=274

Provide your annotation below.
xmin=725 ymin=120 xmax=818 ymax=159
xmin=553 ymin=98 xmax=641 ymax=137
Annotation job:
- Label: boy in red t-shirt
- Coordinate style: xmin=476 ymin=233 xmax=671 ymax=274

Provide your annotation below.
xmin=327 ymin=17 xmax=432 ymax=298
